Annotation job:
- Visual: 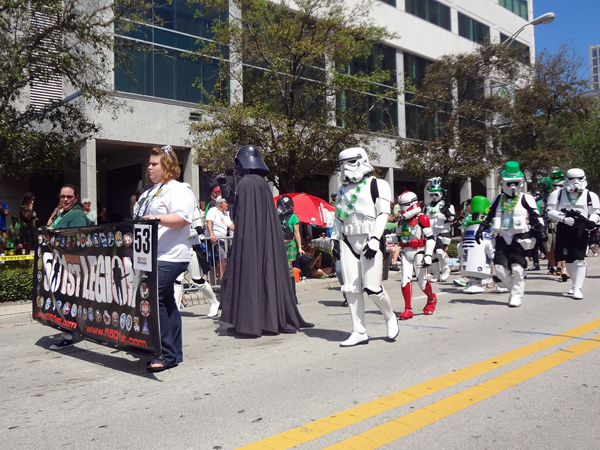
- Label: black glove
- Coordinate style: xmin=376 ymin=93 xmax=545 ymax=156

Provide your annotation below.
xmin=332 ymin=240 xmax=340 ymax=260
xmin=363 ymin=237 xmax=379 ymax=260
xmin=195 ymin=226 xmax=204 ymax=236
xmin=475 ymin=223 xmax=484 ymax=245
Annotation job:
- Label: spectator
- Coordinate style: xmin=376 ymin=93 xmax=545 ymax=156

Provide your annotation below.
xmin=133 ymin=145 xmax=196 ymax=372
xmin=6 ymin=215 xmax=20 ymax=254
xmin=199 ymin=200 xmax=207 ymax=228
xmin=204 ymin=186 xmax=221 ymax=216
xmin=0 ymin=192 xmax=8 ymax=254
xmin=47 ymin=203 xmax=62 ymax=226
xmin=297 ymin=246 xmax=334 ymax=279
xmin=330 ymin=192 xmax=337 ymax=206
xmin=205 ymin=197 xmax=234 ymax=280
xmin=130 ymin=188 xmax=144 ymax=217
xmin=97 ymin=202 xmax=107 ymax=223
xmin=19 ymin=192 xmax=37 ymax=255
xmin=387 ymin=243 xmax=401 ymax=271
xmin=48 ymin=184 xmax=91 ymax=350
xmin=81 ymin=198 xmax=97 ymax=225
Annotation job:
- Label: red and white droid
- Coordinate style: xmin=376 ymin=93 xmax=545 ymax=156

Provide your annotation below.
xmin=395 ymin=191 xmax=438 ymax=320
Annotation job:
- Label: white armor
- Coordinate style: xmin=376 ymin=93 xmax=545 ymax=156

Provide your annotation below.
xmin=425 ymin=199 xmax=455 ymax=282
xmin=490 ymin=193 xmax=541 ymax=248
xmin=546 ymin=171 xmax=600 ymax=300
xmin=332 ymin=150 xmax=398 ymax=347
xmin=174 ymin=204 xmax=219 ymax=316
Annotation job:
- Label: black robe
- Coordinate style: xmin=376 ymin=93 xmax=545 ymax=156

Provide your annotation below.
xmin=219 ymin=174 xmax=313 ymax=336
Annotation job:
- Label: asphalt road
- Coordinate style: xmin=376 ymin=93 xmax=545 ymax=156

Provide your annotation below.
xmin=1 ymin=257 xmax=600 ymax=450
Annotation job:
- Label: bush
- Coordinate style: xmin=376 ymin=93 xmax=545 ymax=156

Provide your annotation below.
xmin=447 ymin=240 xmax=459 ymax=258
xmin=0 ymin=261 xmax=33 ymax=302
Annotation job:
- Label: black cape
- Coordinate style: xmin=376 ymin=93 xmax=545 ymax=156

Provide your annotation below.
xmin=219 ymin=174 xmax=313 ymax=336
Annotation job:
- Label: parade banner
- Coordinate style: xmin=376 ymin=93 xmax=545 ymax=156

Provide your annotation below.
xmin=32 ymin=221 xmax=160 ymax=355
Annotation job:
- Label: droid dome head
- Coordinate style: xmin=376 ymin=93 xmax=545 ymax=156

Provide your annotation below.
xmin=427 ymin=177 xmax=444 ymax=203
xmin=550 ymin=169 xmax=565 ymax=188
xmin=233 ymin=145 xmax=269 ymax=178
xmin=564 ymin=168 xmax=587 ymax=193
xmin=500 ymin=161 xmax=525 ymax=197
xmin=398 ymin=191 xmax=421 ymax=220
xmin=276 ymin=195 xmax=294 ymax=217
xmin=338 ymin=147 xmax=373 ymax=184
xmin=469 ymin=196 xmax=491 ymax=223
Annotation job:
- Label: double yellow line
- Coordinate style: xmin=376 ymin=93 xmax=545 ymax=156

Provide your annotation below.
xmin=238 ymin=318 xmax=600 ymax=450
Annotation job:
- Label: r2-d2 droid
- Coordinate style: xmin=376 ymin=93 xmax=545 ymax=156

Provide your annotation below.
xmin=458 ymin=196 xmax=494 ymax=294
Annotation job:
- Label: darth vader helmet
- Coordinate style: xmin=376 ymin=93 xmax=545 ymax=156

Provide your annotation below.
xmin=233 ymin=145 xmax=269 ymax=178
xmin=338 ymin=147 xmax=373 ymax=184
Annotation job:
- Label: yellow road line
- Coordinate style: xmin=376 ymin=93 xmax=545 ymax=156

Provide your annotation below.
xmin=236 ymin=318 xmax=600 ymax=450
xmin=326 ymin=332 xmax=600 ymax=450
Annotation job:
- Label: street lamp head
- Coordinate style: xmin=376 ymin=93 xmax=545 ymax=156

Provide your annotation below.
xmin=530 ymin=12 xmax=555 ymax=26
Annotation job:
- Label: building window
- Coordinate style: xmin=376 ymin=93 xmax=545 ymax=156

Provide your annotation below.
xmin=594 ymin=59 xmax=598 ymax=66
xmin=593 ymin=50 xmax=597 ymax=58
xmin=114 ymin=0 xmax=227 ymax=104
xmin=595 ymin=75 xmax=599 ymax=83
xmin=379 ymin=0 xmax=396 ymax=6
xmin=338 ymin=44 xmax=398 ymax=133
xmin=405 ymin=0 xmax=451 ymax=31
xmin=458 ymin=12 xmax=490 ymax=44
xmin=594 ymin=67 xmax=598 ymax=75
xmin=404 ymin=52 xmax=434 ymax=140
xmin=499 ymin=0 xmax=528 ymax=20
xmin=500 ymin=33 xmax=531 ymax=64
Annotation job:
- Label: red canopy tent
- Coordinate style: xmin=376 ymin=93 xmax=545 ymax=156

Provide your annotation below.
xmin=274 ymin=193 xmax=335 ymax=227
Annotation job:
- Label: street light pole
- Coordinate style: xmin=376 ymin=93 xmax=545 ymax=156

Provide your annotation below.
xmin=503 ymin=12 xmax=555 ymax=46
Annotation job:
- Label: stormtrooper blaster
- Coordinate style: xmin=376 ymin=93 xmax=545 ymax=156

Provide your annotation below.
xmin=560 ymin=208 xmax=598 ymax=231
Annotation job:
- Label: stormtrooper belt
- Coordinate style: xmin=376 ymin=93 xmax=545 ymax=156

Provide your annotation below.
xmin=400 ymin=238 xmax=425 ymax=249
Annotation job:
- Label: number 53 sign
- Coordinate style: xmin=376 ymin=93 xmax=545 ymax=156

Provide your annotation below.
xmin=133 ymin=224 xmax=153 ymax=271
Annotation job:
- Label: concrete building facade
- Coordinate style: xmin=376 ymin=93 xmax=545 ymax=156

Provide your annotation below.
xmin=2 ymin=0 xmax=539 ymax=223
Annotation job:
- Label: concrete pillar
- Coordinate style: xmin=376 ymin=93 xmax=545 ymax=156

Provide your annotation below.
xmin=485 ymin=168 xmax=497 ymax=200
xmin=397 ymin=51 xmax=406 ymax=139
xmin=384 ymin=167 xmax=394 ymax=200
xmin=80 ymin=138 xmax=97 ymax=213
xmin=460 ymin=178 xmax=472 ymax=203
xmin=183 ymin=149 xmax=199 ymax=203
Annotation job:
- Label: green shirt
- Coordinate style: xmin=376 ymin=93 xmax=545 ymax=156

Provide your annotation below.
xmin=52 ymin=205 xmax=90 ymax=229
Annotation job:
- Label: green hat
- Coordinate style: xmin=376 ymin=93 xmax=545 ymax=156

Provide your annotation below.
xmin=470 ymin=196 xmax=490 ymax=215
xmin=539 ymin=176 xmax=552 ymax=194
xmin=427 ymin=177 xmax=444 ymax=192
xmin=501 ymin=161 xmax=523 ymax=179
xmin=551 ymin=170 xmax=565 ymax=182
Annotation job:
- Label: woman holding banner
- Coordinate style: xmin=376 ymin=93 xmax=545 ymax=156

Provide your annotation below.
xmin=133 ymin=146 xmax=196 ymax=373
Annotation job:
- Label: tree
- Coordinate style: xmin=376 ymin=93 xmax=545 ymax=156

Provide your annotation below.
xmin=396 ymin=43 xmax=590 ymax=185
xmin=187 ymin=0 xmax=398 ymax=193
xmin=0 ymin=0 xmax=149 ymax=179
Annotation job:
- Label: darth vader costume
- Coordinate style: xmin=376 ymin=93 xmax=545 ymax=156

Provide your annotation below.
xmin=219 ymin=145 xmax=313 ymax=336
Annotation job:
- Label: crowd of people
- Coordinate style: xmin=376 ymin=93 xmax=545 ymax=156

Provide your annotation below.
xmin=0 ymin=192 xmax=41 ymax=256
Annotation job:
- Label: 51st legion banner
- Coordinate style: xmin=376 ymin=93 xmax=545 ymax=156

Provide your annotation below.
xmin=32 ymin=221 xmax=160 ymax=355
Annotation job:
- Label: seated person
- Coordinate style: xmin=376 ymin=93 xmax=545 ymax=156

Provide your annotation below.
xmin=296 ymin=246 xmax=333 ymax=279
xmin=387 ymin=243 xmax=401 ymax=271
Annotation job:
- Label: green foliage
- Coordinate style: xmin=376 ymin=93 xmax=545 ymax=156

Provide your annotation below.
xmin=447 ymin=240 xmax=458 ymax=258
xmin=0 ymin=0 xmax=151 ymax=179
xmin=187 ymin=0 xmax=399 ymax=192
xmin=0 ymin=261 xmax=33 ymax=302
xmin=397 ymin=43 xmax=590 ymax=184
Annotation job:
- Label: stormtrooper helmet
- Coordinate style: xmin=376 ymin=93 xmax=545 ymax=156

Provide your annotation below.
xmin=398 ymin=191 xmax=421 ymax=220
xmin=564 ymin=168 xmax=587 ymax=193
xmin=500 ymin=161 xmax=525 ymax=197
xmin=276 ymin=195 xmax=294 ymax=217
xmin=427 ymin=177 xmax=444 ymax=204
xmin=338 ymin=147 xmax=373 ymax=184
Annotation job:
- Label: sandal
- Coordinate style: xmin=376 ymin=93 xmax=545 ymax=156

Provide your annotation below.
xmin=146 ymin=360 xmax=177 ymax=373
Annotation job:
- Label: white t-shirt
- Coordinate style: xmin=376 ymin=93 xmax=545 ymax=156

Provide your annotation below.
xmin=134 ymin=180 xmax=196 ymax=262
xmin=205 ymin=207 xmax=233 ymax=238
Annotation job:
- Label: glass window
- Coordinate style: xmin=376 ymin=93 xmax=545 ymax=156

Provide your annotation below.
xmin=379 ymin=0 xmax=396 ymax=6
xmin=500 ymin=33 xmax=531 ymax=64
xmin=595 ymin=75 xmax=599 ymax=83
xmin=405 ymin=0 xmax=451 ymax=31
xmin=114 ymin=0 xmax=227 ymax=104
xmin=458 ymin=13 xmax=490 ymax=44
xmin=594 ymin=50 xmax=598 ymax=58
xmin=594 ymin=59 xmax=598 ymax=66
xmin=404 ymin=52 xmax=434 ymax=140
xmin=499 ymin=0 xmax=528 ymax=20
xmin=594 ymin=67 xmax=598 ymax=75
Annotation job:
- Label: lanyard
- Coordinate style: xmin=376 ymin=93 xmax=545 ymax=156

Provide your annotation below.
xmin=51 ymin=206 xmax=78 ymax=229
xmin=134 ymin=183 xmax=164 ymax=218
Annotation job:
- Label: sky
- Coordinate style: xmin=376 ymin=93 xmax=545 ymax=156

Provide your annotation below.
xmin=533 ymin=0 xmax=600 ymax=79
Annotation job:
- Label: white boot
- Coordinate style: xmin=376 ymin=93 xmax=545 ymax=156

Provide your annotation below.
xmin=198 ymin=282 xmax=220 ymax=317
xmin=437 ymin=249 xmax=451 ymax=282
xmin=507 ymin=264 xmax=525 ymax=307
xmin=369 ymin=289 xmax=399 ymax=341
xmin=429 ymin=262 xmax=440 ymax=282
xmin=174 ymin=273 xmax=185 ymax=310
xmin=568 ymin=261 xmax=587 ymax=300
xmin=464 ymin=279 xmax=485 ymax=294
xmin=340 ymin=331 xmax=369 ymax=347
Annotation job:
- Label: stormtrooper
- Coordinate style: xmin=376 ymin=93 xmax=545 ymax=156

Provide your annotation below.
xmin=476 ymin=161 xmax=547 ymax=307
xmin=457 ymin=196 xmax=494 ymax=294
xmin=425 ymin=177 xmax=456 ymax=282
xmin=546 ymin=168 xmax=600 ymax=300
xmin=331 ymin=147 xmax=399 ymax=347
xmin=174 ymin=194 xmax=220 ymax=317
xmin=393 ymin=191 xmax=438 ymax=320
